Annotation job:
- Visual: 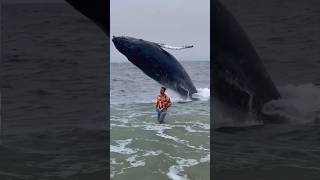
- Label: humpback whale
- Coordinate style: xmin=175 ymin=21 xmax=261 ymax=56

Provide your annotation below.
xmin=65 ymin=0 xmax=109 ymax=35
xmin=64 ymin=0 xmax=280 ymax=121
xmin=213 ymin=0 xmax=281 ymax=119
xmin=112 ymin=36 xmax=197 ymax=99
xmin=64 ymin=1 xmax=197 ymax=98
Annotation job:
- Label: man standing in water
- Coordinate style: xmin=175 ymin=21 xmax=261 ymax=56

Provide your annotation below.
xmin=156 ymin=87 xmax=172 ymax=124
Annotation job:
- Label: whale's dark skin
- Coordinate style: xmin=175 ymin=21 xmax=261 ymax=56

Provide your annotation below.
xmin=112 ymin=36 xmax=197 ymax=99
xmin=65 ymin=0 xmax=109 ymax=35
xmin=212 ymin=0 xmax=281 ymax=118
xmin=63 ymin=1 xmax=197 ymax=98
xmin=63 ymin=0 xmax=280 ymax=119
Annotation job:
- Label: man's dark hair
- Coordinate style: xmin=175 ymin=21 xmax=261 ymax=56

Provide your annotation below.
xmin=161 ymin=87 xmax=166 ymax=91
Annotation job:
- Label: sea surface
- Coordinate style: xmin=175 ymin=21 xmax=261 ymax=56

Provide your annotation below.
xmin=213 ymin=0 xmax=320 ymax=179
xmin=1 ymin=3 xmax=108 ymax=179
xmin=110 ymin=61 xmax=210 ymax=180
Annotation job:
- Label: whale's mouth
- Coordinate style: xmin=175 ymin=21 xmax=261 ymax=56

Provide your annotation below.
xmin=112 ymin=36 xmax=131 ymax=52
xmin=112 ymin=36 xmax=145 ymax=58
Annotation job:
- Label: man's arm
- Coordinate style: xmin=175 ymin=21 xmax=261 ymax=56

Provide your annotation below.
xmin=167 ymin=98 xmax=172 ymax=107
xmin=156 ymin=97 xmax=159 ymax=110
xmin=163 ymin=97 xmax=172 ymax=111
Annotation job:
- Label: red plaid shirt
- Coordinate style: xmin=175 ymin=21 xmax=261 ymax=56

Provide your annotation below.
xmin=156 ymin=94 xmax=172 ymax=111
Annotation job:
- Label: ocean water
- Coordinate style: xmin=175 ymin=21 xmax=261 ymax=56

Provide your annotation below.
xmin=110 ymin=61 xmax=210 ymax=180
xmin=1 ymin=3 xmax=108 ymax=179
xmin=213 ymin=0 xmax=320 ymax=179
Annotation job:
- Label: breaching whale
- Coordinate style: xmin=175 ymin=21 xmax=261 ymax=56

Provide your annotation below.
xmin=112 ymin=36 xmax=197 ymax=99
xmin=64 ymin=1 xmax=197 ymax=98
xmin=213 ymin=0 xmax=281 ymax=119
xmin=64 ymin=0 xmax=280 ymax=120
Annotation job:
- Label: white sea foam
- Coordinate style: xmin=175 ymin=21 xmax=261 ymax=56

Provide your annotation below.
xmin=167 ymin=158 xmax=200 ymax=180
xmin=110 ymin=116 xmax=130 ymax=124
xmin=111 ymin=150 xmax=163 ymax=176
xmin=144 ymin=124 xmax=173 ymax=132
xmin=156 ymin=130 xmax=207 ymax=151
xmin=193 ymin=88 xmax=210 ymax=101
xmin=200 ymin=154 xmax=210 ymax=163
xmin=111 ymin=158 xmax=124 ymax=165
xmin=145 ymin=124 xmax=187 ymax=143
xmin=143 ymin=123 xmax=209 ymax=151
xmin=167 ymin=166 xmax=189 ymax=180
xmin=110 ymin=139 xmax=137 ymax=155
xmin=156 ymin=132 xmax=183 ymax=142
xmin=126 ymin=155 xmax=146 ymax=167
xmin=184 ymin=125 xmax=205 ymax=133
xmin=262 ymin=83 xmax=320 ymax=123
xmin=142 ymin=150 xmax=163 ymax=157
xmin=110 ymin=171 xmax=115 ymax=178
xmin=167 ymin=88 xmax=210 ymax=103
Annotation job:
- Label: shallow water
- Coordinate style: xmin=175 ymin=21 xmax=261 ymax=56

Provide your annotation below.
xmin=111 ymin=62 xmax=210 ymax=180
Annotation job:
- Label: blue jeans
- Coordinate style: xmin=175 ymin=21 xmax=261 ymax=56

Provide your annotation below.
xmin=157 ymin=110 xmax=167 ymax=123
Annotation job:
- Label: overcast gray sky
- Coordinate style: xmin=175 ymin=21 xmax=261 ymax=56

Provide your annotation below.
xmin=111 ymin=0 xmax=210 ymax=62
xmin=4 ymin=0 xmax=210 ymax=62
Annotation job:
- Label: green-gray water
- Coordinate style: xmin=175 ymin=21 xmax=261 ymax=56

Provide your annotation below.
xmin=110 ymin=62 xmax=210 ymax=180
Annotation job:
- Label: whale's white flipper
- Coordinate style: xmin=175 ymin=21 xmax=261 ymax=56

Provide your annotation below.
xmin=158 ymin=43 xmax=194 ymax=50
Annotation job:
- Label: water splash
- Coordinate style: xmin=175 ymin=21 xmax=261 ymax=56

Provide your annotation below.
xmin=262 ymin=83 xmax=320 ymax=123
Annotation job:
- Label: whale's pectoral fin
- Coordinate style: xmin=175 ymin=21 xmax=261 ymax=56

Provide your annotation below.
xmin=157 ymin=43 xmax=194 ymax=50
